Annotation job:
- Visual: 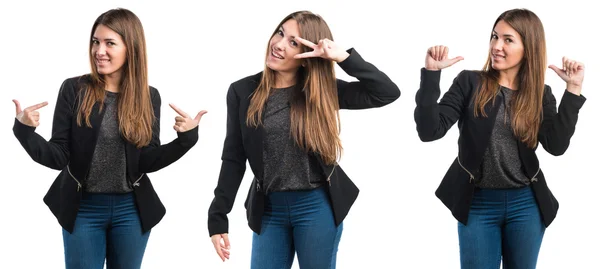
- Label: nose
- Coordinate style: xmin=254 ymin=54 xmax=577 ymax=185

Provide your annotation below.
xmin=491 ymin=39 xmax=503 ymax=52
xmin=274 ymin=38 xmax=286 ymax=51
xmin=95 ymin=44 xmax=106 ymax=56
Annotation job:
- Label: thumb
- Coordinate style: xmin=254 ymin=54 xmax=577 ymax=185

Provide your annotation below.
xmin=12 ymin=99 xmax=22 ymax=115
xmin=548 ymin=64 xmax=565 ymax=77
xmin=446 ymin=56 xmax=464 ymax=67
xmin=222 ymin=233 xmax=230 ymax=249
xmin=194 ymin=110 xmax=208 ymax=121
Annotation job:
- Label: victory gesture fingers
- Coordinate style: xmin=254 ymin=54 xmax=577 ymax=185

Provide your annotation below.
xmin=293 ymin=37 xmax=350 ymax=63
xmin=13 ymin=99 xmax=48 ymax=127
xmin=425 ymin=45 xmax=464 ymax=71
xmin=169 ymin=103 xmax=207 ymax=133
xmin=549 ymin=57 xmax=585 ymax=96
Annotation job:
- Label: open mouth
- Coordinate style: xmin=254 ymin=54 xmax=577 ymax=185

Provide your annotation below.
xmin=271 ymin=49 xmax=283 ymax=59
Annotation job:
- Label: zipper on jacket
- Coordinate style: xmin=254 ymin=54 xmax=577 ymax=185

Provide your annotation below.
xmin=66 ymin=165 xmax=82 ymax=192
xmin=326 ymin=163 xmax=337 ymax=186
xmin=457 ymin=156 xmax=475 ymax=183
xmin=256 ymin=177 xmax=262 ymax=192
xmin=132 ymin=173 xmax=145 ymax=187
xmin=530 ymin=167 xmax=541 ymax=183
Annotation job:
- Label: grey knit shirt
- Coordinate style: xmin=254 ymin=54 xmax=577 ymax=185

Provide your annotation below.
xmin=476 ymin=87 xmax=530 ymax=189
xmin=262 ymin=86 xmax=324 ymax=193
xmin=84 ymin=91 xmax=132 ymax=193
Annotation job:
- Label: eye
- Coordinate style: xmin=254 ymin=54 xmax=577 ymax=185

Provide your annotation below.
xmin=491 ymin=34 xmax=498 ymax=39
xmin=277 ymin=29 xmax=283 ymax=36
xmin=92 ymin=39 xmax=100 ymax=45
xmin=290 ymin=39 xmax=298 ymax=47
xmin=505 ymin=38 xmax=513 ymax=43
xmin=108 ymin=42 xmax=116 ymax=46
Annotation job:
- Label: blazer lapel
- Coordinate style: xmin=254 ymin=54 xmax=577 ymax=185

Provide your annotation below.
xmin=71 ymin=101 xmax=106 ymax=179
xmin=461 ymin=94 xmax=502 ymax=174
xmin=243 ymin=74 xmax=265 ymax=180
xmin=125 ymin=142 xmax=140 ymax=181
xmin=246 ymin=116 xmax=265 ymax=180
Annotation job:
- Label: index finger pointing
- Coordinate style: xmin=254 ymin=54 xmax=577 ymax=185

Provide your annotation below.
xmin=169 ymin=103 xmax=189 ymax=118
xmin=27 ymin=101 xmax=49 ymax=111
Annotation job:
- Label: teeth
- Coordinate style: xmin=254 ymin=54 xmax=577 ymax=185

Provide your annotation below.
xmin=271 ymin=50 xmax=283 ymax=59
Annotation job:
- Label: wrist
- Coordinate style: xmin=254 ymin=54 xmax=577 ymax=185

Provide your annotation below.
xmin=335 ymin=51 xmax=350 ymax=63
xmin=566 ymin=84 xmax=582 ymax=95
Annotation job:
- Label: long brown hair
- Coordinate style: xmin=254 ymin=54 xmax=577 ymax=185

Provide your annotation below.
xmin=78 ymin=8 xmax=154 ymax=148
xmin=246 ymin=11 xmax=341 ymax=165
xmin=474 ymin=8 xmax=546 ymax=148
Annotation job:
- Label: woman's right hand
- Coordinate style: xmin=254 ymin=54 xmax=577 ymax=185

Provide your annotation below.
xmin=425 ymin=45 xmax=464 ymax=71
xmin=211 ymin=233 xmax=230 ymax=262
xmin=168 ymin=103 xmax=207 ymax=133
xmin=13 ymin=99 xmax=48 ymax=127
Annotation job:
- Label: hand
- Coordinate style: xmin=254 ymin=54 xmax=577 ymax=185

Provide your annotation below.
xmin=13 ymin=100 xmax=48 ymax=127
xmin=548 ymin=57 xmax=584 ymax=96
xmin=293 ymin=37 xmax=350 ymax=63
xmin=169 ymin=103 xmax=207 ymax=133
xmin=425 ymin=45 xmax=464 ymax=71
xmin=211 ymin=233 xmax=231 ymax=262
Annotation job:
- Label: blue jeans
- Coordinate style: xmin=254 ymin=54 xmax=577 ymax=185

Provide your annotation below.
xmin=458 ymin=186 xmax=545 ymax=269
xmin=62 ymin=192 xmax=150 ymax=269
xmin=251 ymin=187 xmax=343 ymax=269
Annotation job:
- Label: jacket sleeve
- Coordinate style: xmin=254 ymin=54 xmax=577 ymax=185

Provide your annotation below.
xmin=138 ymin=87 xmax=199 ymax=173
xmin=336 ymin=48 xmax=401 ymax=109
xmin=208 ymin=83 xmax=247 ymax=236
xmin=537 ymin=86 xmax=586 ymax=156
xmin=13 ymin=78 xmax=75 ymax=170
xmin=414 ymin=68 xmax=470 ymax=142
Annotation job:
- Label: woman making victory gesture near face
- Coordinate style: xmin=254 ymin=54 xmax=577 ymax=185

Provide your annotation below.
xmin=207 ymin=10 xmax=400 ymax=269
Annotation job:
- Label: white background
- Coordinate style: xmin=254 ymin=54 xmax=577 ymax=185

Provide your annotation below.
xmin=1 ymin=0 xmax=597 ymax=268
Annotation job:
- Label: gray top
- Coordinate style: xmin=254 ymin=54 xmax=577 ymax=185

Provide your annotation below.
xmin=262 ymin=86 xmax=325 ymax=193
xmin=84 ymin=91 xmax=132 ymax=193
xmin=476 ymin=86 xmax=530 ymax=189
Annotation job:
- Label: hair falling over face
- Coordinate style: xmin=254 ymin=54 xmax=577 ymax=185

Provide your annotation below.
xmin=247 ymin=11 xmax=342 ymax=165
xmin=474 ymin=8 xmax=547 ymax=148
xmin=79 ymin=8 xmax=155 ymax=148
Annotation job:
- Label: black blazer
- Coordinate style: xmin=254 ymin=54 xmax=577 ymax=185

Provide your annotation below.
xmin=13 ymin=75 xmax=199 ymax=233
xmin=415 ymin=68 xmax=586 ymax=227
xmin=207 ymin=49 xmax=401 ymax=236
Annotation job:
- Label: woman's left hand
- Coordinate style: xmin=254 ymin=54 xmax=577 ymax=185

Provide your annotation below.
xmin=549 ymin=57 xmax=584 ymax=96
xmin=169 ymin=103 xmax=207 ymax=133
xmin=293 ymin=37 xmax=349 ymax=63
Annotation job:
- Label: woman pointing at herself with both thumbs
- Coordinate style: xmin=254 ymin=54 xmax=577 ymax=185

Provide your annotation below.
xmin=414 ymin=8 xmax=586 ymax=269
